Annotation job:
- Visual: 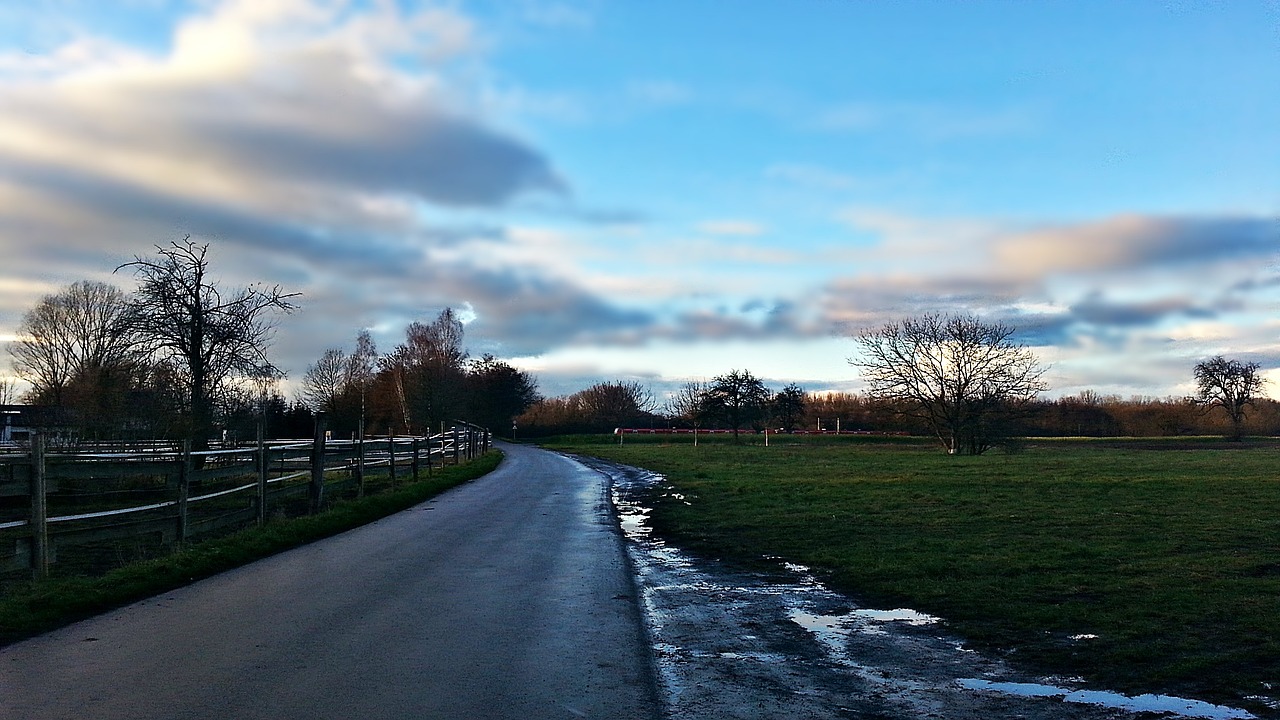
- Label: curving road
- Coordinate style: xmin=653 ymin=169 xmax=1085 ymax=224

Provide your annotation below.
xmin=1 ymin=442 xmax=660 ymax=720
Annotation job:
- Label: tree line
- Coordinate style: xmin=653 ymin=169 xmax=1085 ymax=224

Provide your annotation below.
xmin=516 ymin=314 xmax=1271 ymax=454
xmin=517 ymin=376 xmax=1277 ymax=447
xmin=4 ymin=239 xmax=541 ymax=447
xmin=6 ymin=240 xmax=299 ymax=449
xmin=296 ymin=308 xmax=539 ymax=442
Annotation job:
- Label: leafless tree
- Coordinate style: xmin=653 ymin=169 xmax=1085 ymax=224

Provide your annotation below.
xmin=851 ymin=313 xmax=1047 ymax=455
xmin=301 ymin=348 xmax=349 ymax=414
xmin=347 ymin=329 xmax=378 ymax=438
xmin=665 ymin=380 xmax=710 ymax=428
xmin=381 ymin=308 xmax=467 ymax=434
xmin=118 ymin=238 xmax=298 ymax=452
xmin=8 ymin=280 xmax=141 ymax=406
xmin=1193 ymin=356 xmax=1266 ymax=440
xmin=0 ymin=377 xmax=16 ymax=405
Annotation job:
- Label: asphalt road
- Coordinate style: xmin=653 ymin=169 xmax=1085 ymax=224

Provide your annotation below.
xmin=1 ymin=442 xmax=661 ymax=720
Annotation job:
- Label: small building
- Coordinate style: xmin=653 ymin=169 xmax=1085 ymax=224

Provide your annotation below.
xmin=1 ymin=405 xmax=25 ymax=444
xmin=0 ymin=405 xmax=73 ymax=446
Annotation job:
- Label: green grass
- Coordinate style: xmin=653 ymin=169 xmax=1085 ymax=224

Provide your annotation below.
xmin=0 ymin=451 xmax=502 ymax=647
xmin=545 ymin=435 xmax=1280 ymax=712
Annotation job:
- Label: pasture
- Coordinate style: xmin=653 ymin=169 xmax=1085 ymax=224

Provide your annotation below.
xmin=546 ymin=434 xmax=1280 ymax=713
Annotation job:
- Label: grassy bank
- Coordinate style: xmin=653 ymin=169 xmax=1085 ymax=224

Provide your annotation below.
xmin=546 ymin=435 xmax=1280 ymax=712
xmin=0 ymin=451 xmax=502 ymax=647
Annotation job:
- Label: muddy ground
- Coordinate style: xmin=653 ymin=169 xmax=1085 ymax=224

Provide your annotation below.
xmin=576 ymin=455 xmax=1262 ymax=720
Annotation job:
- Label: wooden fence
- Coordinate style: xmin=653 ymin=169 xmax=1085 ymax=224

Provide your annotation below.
xmin=0 ymin=419 xmax=491 ymax=580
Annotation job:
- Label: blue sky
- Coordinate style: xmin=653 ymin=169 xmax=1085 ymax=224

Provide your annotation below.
xmin=0 ymin=0 xmax=1277 ymax=400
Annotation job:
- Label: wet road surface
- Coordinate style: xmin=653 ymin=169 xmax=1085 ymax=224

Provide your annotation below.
xmin=1 ymin=443 xmax=660 ymax=720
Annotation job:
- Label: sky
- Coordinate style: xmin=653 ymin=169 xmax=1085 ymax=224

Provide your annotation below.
xmin=0 ymin=0 xmax=1277 ymax=402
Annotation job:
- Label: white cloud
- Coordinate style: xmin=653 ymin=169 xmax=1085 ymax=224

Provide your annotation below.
xmin=628 ymin=80 xmax=692 ymax=107
xmin=812 ymin=100 xmax=1041 ymax=140
xmin=518 ymin=1 xmax=594 ymax=30
xmin=764 ymin=163 xmax=862 ymax=191
xmin=697 ymin=219 xmax=766 ymax=237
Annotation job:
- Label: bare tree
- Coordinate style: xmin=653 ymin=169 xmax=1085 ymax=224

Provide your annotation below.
xmin=382 ymin=309 xmax=467 ymax=434
xmin=301 ymin=348 xmax=349 ymax=414
xmin=347 ymin=329 xmax=378 ymax=439
xmin=0 ymin=377 xmax=16 ymax=405
xmin=705 ymin=369 xmax=771 ymax=441
xmin=118 ymin=238 xmax=298 ymax=452
xmin=1193 ymin=356 xmax=1266 ymax=440
xmin=665 ymin=380 xmax=710 ymax=428
xmin=8 ymin=280 xmax=141 ymax=406
xmin=851 ymin=313 xmax=1047 ymax=455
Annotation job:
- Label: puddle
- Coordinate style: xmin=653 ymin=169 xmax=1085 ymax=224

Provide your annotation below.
xmin=578 ymin=455 xmax=1267 ymax=720
xmin=958 ymin=680 xmax=1256 ymax=720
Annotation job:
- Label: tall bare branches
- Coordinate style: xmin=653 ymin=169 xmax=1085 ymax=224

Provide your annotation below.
xmin=118 ymin=237 xmax=298 ymax=449
xmin=851 ymin=313 xmax=1047 ymax=454
xmin=301 ymin=348 xmax=349 ymax=414
xmin=379 ymin=308 xmax=467 ymax=434
xmin=1193 ymin=356 xmax=1266 ymax=440
xmin=8 ymin=280 xmax=141 ymax=405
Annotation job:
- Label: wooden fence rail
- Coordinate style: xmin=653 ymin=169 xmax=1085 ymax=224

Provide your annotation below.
xmin=0 ymin=421 xmax=491 ymax=580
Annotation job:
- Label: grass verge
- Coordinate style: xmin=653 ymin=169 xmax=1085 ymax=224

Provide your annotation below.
xmin=544 ymin=434 xmax=1280 ymax=714
xmin=0 ymin=451 xmax=502 ymax=647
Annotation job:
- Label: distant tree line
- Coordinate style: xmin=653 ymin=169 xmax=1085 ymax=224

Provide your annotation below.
xmin=515 ymin=314 xmax=1272 ymax=451
xmin=298 ymin=308 xmax=540 ymax=441
xmin=516 ymin=383 xmax=1280 ymax=443
xmin=517 ymin=370 xmax=808 ymax=439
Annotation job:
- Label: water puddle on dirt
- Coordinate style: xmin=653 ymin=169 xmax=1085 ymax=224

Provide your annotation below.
xmin=581 ymin=455 xmax=1264 ymax=720
xmin=956 ymin=680 xmax=1255 ymax=720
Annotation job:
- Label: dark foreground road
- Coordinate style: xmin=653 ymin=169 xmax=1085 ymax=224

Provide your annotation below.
xmin=1 ymin=443 xmax=660 ymax=720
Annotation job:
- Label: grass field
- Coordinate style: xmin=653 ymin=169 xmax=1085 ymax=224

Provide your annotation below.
xmin=545 ymin=434 xmax=1280 ymax=713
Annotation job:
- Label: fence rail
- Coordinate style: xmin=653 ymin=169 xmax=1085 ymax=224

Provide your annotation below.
xmin=0 ymin=419 xmax=491 ymax=580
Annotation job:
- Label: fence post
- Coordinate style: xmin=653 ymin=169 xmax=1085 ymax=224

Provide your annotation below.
xmin=411 ymin=437 xmax=420 ymax=482
xmin=356 ymin=418 xmax=365 ymax=499
xmin=30 ymin=433 xmax=48 ymax=580
xmin=177 ymin=439 xmax=191 ymax=544
xmin=427 ymin=431 xmax=434 ymax=478
xmin=310 ymin=412 xmax=327 ymax=514
xmin=452 ymin=426 xmax=460 ymax=465
xmin=388 ymin=436 xmax=398 ymax=488
xmin=256 ymin=420 xmax=267 ymax=526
